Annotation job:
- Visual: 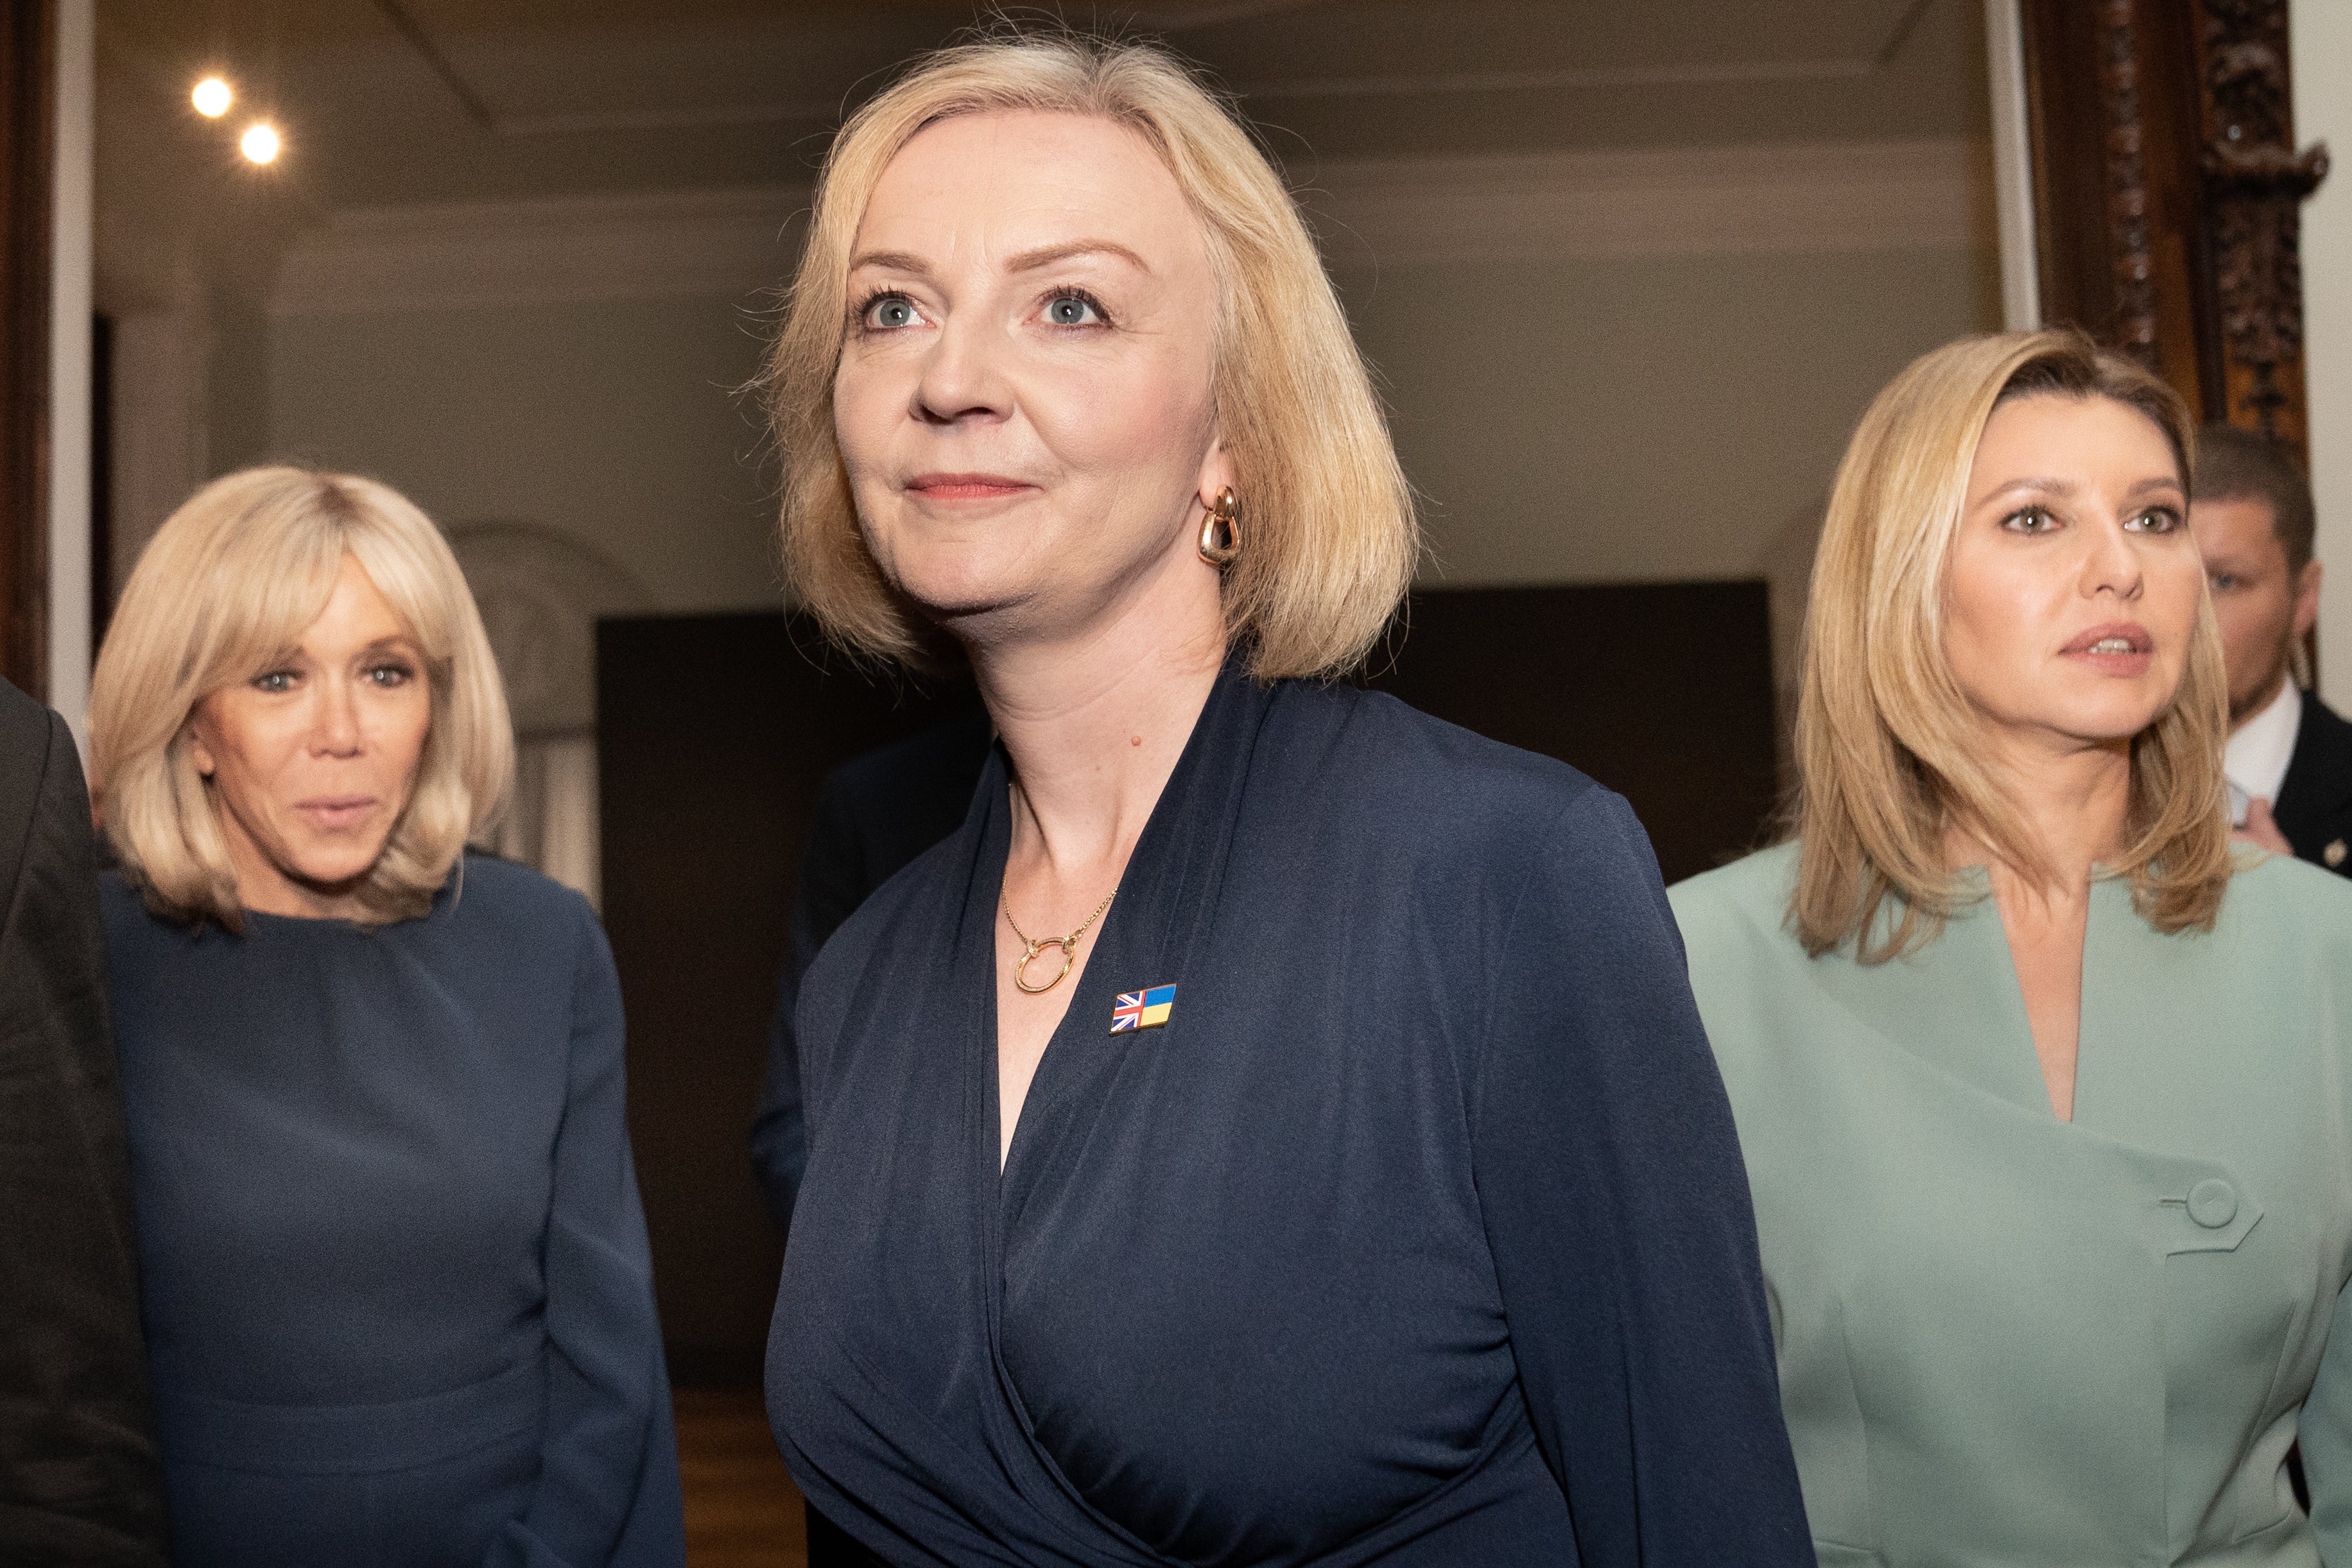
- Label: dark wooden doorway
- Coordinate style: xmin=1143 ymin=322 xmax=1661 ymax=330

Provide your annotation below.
xmin=598 ymin=613 xmax=978 ymax=1385
xmin=0 ymin=0 xmax=53 ymax=698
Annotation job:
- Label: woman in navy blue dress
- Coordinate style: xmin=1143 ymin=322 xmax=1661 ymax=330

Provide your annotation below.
xmin=757 ymin=33 xmax=1810 ymax=1566
xmin=87 ymin=467 xmax=683 ymax=1567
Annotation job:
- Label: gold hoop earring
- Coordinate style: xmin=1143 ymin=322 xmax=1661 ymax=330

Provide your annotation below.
xmin=1198 ymin=486 xmax=1241 ymax=568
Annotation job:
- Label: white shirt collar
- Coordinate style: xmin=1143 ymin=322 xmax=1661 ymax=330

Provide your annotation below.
xmin=2225 ymin=678 xmax=2304 ymax=822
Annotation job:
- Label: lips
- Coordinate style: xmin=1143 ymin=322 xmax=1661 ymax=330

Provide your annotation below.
xmin=295 ymin=797 xmax=377 ymax=830
xmin=2059 ymin=621 xmax=2156 ymax=673
xmin=905 ymin=472 xmax=1033 ymax=502
xmin=2061 ymin=622 xmax=2152 ymax=656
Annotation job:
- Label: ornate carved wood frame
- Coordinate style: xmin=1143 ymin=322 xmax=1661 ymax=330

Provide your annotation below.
xmin=2021 ymin=0 xmax=2329 ymax=458
xmin=0 ymin=1 xmax=53 ymax=698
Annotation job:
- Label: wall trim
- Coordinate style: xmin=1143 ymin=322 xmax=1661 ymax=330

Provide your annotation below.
xmin=268 ymin=137 xmax=1992 ymax=316
xmin=271 ymin=184 xmax=813 ymax=316
xmin=1301 ymin=138 xmax=1990 ymax=266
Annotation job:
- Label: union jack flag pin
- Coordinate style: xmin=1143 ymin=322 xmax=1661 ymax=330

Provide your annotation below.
xmin=1109 ymin=985 xmax=1177 ymax=1034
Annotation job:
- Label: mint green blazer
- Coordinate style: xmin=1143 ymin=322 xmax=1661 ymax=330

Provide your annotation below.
xmin=1671 ymin=845 xmax=2352 ymax=1568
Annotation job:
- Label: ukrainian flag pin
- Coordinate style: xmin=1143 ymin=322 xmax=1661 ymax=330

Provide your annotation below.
xmin=1109 ymin=985 xmax=1176 ymax=1034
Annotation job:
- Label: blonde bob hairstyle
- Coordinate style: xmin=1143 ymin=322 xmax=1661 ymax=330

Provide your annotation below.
xmin=1790 ymin=329 xmax=2232 ymax=962
xmin=90 ymin=466 xmax=514 ymax=931
xmin=763 ymin=29 xmax=1418 ymax=679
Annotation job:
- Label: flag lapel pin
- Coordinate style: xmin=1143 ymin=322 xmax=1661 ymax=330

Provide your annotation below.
xmin=1109 ymin=984 xmax=1177 ymax=1034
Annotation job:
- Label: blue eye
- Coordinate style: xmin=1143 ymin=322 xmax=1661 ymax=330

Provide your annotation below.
xmin=367 ymin=662 xmax=414 ymax=688
xmin=862 ymin=294 xmax=918 ymax=330
xmin=252 ymin=670 xmax=295 ymax=694
xmin=1044 ymin=293 xmax=1103 ymax=327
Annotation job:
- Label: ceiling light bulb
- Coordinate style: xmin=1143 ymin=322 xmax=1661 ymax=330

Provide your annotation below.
xmin=192 ymin=77 xmax=232 ymax=117
xmin=240 ymin=123 xmax=280 ymax=164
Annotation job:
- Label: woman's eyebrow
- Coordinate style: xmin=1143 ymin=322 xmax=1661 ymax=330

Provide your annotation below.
xmin=1978 ymin=476 xmax=2076 ymax=501
xmin=848 ymin=241 xmax=1152 ymax=278
xmin=847 ymin=249 xmax=930 ymax=275
xmin=1003 ymin=239 xmax=1151 ymax=275
xmin=1973 ymin=474 xmax=2183 ymax=505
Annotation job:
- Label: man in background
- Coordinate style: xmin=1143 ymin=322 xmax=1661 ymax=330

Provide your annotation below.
xmin=0 ymin=678 xmax=167 ymax=1562
xmin=2191 ymin=424 xmax=2352 ymax=874
xmin=748 ymin=706 xmax=996 ymax=1230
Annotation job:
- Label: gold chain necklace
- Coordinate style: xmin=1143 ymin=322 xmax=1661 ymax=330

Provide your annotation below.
xmin=1002 ymin=886 xmax=1115 ymax=994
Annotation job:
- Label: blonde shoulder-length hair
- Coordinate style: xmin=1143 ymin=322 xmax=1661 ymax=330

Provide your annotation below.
xmin=1790 ymin=328 xmax=2232 ymax=961
xmin=763 ymin=29 xmax=1417 ymax=680
xmin=90 ymin=466 xmax=514 ymax=931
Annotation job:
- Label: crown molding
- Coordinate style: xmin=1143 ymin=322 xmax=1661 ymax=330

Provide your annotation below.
xmin=1299 ymin=138 xmax=1991 ymax=266
xmin=269 ymin=184 xmax=813 ymax=316
xmin=267 ymin=137 xmax=1989 ymax=317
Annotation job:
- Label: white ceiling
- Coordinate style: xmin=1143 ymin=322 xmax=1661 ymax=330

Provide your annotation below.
xmin=98 ymin=0 xmax=1989 ymax=210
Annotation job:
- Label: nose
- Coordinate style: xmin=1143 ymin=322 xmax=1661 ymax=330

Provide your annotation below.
xmin=2081 ymin=513 xmax=2147 ymax=603
xmin=311 ymin=675 xmax=363 ymax=757
xmin=912 ymin=311 xmax=1011 ymax=428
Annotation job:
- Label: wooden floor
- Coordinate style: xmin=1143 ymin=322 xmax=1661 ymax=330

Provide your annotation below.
xmin=676 ymin=1389 xmax=807 ymax=1567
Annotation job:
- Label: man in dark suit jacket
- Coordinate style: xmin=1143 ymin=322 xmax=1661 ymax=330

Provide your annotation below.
xmin=0 ymin=679 xmax=168 ymax=1562
xmin=748 ymin=707 xmax=996 ymax=1232
xmin=2193 ymin=425 xmax=2352 ymax=876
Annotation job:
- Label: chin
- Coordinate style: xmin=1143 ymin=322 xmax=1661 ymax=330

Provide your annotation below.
xmin=875 ymin=542 xmax=1043 ymax=625
xmin=286 ymin=841 xmax=392 ymax=891
xmin=2050 ymin=699 xmax=2174 ymax=744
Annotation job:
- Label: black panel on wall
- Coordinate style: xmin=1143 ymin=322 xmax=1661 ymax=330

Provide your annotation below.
xmin=598 ymin=582 xmax=1778 ymax=1383
xmin=1364 ymin=581 xmax=1778 ymax=885
xmin=597 ymin=612 xmax=977 ymax=1386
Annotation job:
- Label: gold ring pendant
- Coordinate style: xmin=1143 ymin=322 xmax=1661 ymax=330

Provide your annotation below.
xmin=1014 ymin=937 xmax=1077 ymax=994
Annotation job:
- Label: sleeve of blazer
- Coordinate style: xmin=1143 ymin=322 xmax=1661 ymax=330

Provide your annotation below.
xmin=1469 ymin=786 xmax=1813 ymax=1565
xmin=490 ymin=899 xmax=684 ymax=1567
xmin=0 ymin=703 xmax=169 ymax=1564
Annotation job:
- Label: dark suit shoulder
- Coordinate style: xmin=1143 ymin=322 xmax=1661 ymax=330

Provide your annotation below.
xmin=0 ymin=675 xmax=45 ymax=744
xmin=2294 ymin=689 xmax=2352 ymax=763
xmin=0 ymin=682 xmax=58 ymax=907
xmin=2276 ymin=691 xmax=2352 ymax=874
xmin=824 ymin=706 xmax=994 ymax=806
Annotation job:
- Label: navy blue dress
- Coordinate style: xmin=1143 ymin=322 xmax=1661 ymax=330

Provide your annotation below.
xmin=103 ymin=856 xmax=684 ymax=1568
xmin=768 ymin=668 xmax=1810 ymax=1565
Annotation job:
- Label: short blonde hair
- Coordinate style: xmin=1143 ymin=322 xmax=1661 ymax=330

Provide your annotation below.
xmin=1790 ymin=329 xmax=2232 ymax=961
xmin=90 ymin=467 xmax=514 ymax=930
xmin=763 ymin=29 xmax=1417 ymax=679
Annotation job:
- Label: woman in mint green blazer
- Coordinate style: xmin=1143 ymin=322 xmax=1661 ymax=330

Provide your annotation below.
xmin=1673 ymin=329 xmax=2352 ymax=1567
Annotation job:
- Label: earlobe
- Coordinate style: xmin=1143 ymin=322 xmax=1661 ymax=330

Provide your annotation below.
xmin=1194 ymin=435 xmax=1234 ymax=512
xmin=185 ymin=723 xmax=217 ymax=780
xmin=2296 ymin=559 xmax=2326 ymax=638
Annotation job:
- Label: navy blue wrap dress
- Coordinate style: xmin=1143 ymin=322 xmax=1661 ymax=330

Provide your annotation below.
xmin=103 ymin=855 xmax=685 ymax=1568
xmin=768 ymin=666 xmax=1810 ymax=1565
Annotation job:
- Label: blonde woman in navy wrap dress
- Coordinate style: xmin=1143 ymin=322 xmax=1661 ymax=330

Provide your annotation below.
xmin=756 ymin=30 xmax=1813 ymax=1567
xmin=89 ymin=467 xmax=683 ymax=1568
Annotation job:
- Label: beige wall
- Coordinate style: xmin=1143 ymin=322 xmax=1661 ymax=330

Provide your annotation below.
xmin=1338 ymin=246 xmax=1998 ymax=587
xmin=261 ymin=297 xmax=779 ymax=612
